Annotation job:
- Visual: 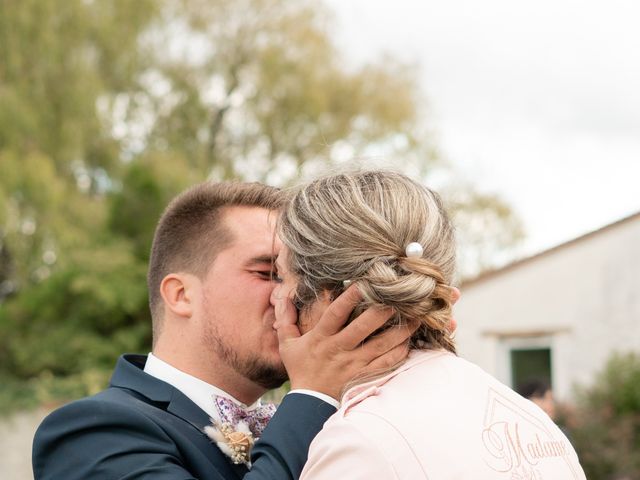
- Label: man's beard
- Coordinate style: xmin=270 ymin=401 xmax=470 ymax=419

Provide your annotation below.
xmin=204 ymin=323 xmax=288 ymax=390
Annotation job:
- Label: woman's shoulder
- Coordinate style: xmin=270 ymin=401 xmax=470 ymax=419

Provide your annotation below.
xmin=331 ymin=351 xmax=585 ymax=480
xmin=339 ymin=350 xmax=454 ymax=403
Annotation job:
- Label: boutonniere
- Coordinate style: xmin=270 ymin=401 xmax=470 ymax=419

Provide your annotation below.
xmin=204 ymin=420 xmax=255 ymax=465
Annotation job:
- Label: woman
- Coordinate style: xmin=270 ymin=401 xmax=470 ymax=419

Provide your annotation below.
xmin=272 ymin=170 xmax=586 ymax=479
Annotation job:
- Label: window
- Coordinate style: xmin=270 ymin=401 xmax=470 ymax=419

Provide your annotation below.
xmin=510 ymin=347 xmax=552 ymax=390
xmin=495 ymin=336 xmax=554 ymax=390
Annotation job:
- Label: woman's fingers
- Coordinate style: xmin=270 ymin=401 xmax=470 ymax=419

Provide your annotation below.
xmin=312 ymin=284 xmax=363 ymax=336
xmin=336 ymin=305 xmax=395 ymax=350
xmin=358 ymin=323 xmax=416 ymax=368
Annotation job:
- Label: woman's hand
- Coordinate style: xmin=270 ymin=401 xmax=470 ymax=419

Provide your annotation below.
xmin=274 ymin=284 xmax=414 ymax=400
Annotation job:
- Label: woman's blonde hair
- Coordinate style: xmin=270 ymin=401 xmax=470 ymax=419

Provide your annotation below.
xmin=278 ymin=170 xmax=457 ymax=353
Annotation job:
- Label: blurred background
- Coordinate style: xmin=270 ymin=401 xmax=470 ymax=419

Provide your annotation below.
xmin=1 ymin=1 xmax=638 ymax=478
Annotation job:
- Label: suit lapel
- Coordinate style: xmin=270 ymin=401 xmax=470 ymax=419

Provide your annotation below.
xmin=110 ymin=354 xmax=248 ymax=479
xmin=166 ymin=389 xmax=249 ymax=478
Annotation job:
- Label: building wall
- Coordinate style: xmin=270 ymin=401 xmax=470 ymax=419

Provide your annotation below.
xmin=0 ymin=408 xmax=50 ymax=480
xmin=453 ymin=214 xmax=640 ymax=400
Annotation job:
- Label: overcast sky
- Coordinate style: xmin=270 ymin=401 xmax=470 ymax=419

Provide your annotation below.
xmin=324 ymin=0 xmax=640 ymax=255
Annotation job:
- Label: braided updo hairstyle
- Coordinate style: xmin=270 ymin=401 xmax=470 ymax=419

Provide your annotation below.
xmin=278 ymin=170 xmax=457 ymax=353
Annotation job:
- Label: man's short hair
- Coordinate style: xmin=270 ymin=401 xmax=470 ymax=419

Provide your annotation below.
xmin=147 ymin=181 xmax=283 ymax=340
xmin=517 ymin=378 xmax=551 ymax=400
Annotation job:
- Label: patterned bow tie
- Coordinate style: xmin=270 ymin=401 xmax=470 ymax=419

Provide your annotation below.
xmin=214 ymin=395 xmax=276 ymax=439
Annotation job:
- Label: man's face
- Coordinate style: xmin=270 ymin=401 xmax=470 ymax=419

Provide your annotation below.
xmin=532 ymin=390 xmax=556 ymax=419
xmin=198 ymin=206 xmax=287 ymax=390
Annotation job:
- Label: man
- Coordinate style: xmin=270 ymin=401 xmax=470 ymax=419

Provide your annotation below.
xmin=517 ymin=379 xmax=556 ymax=419
xmin=33 ymin=181 xmax=410 ymax=479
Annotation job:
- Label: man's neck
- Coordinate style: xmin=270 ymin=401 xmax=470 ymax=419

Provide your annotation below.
xmin=150 ymin=349 xmax=265 ymax=405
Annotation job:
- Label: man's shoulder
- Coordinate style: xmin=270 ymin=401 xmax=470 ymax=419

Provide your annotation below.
xmin=36 ymin=385 xmax=162 ymax=438
xmin=59 ymin=383 xmax=155 ymax=409
xmin=35 ymin=354 xmax=171 ymax=444
xmin=32 ymin=382 xmax=219 ymax=480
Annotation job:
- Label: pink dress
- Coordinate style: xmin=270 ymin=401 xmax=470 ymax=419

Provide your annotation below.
xmin=301 ymin=350 xmax=586 ymax=480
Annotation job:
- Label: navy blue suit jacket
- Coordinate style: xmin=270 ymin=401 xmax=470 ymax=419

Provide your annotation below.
xmin=32 ymin=355 xmax=336 ymax=479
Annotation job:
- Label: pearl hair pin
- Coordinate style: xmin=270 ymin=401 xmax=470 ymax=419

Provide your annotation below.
xmin=405 ymin=242 xmax=424 ymax=258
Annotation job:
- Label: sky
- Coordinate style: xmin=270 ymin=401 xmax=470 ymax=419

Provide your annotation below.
xmin=324 ymin=0 xmax=640 ymax=256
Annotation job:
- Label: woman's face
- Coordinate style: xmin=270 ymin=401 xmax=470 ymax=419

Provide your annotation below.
xmin=272 ymin=246 xmax=330 ymax=334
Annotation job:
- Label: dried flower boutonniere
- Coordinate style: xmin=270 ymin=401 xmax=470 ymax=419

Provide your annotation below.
xmin=204 ymin=420 xmax=255 ymax=465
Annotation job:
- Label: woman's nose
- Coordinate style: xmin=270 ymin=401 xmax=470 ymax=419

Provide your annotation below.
xmin=270 ymin=285 xmax=282 ymax=306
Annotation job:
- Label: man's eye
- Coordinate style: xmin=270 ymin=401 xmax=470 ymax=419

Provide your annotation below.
xmin=255 ymin=271 xmax=282 ymax=283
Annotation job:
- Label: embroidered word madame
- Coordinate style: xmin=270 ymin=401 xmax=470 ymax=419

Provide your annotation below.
xmin=482 ymin=421 xmax=568 ymax=473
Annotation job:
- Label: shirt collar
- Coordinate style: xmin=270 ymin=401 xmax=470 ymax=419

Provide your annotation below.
xmin=143 ymin=352 xmax=261 ymax=420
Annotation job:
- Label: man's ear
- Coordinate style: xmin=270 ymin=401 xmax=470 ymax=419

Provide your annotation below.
xmin=160 ymin=273 xmax=198 ymax=318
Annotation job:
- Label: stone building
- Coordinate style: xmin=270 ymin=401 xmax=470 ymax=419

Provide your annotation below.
xmin=454 ymin=212 xmax=640 ymax=400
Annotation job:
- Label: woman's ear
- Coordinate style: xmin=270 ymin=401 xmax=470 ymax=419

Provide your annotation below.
xmin=448 ymin=287 xmax=461 ymax=333
xmin=451 ymin=287 xmax=461 ymax=304
xmin=160 ymin=273 xmax=198 ymax=319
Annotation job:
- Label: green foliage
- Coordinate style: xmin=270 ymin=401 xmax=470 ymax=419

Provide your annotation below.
xmin=133 ymin=0 xmax=431 ymax=182
xmin=571 ymin=352 xmax=640 ymax=480
xmin=107 ymin=153 xmax=201 ymax=261
xmin=0 ymin=241 xmax=149 ymax=378
xmin=0 ymin=0 xmax=157 ymax=172
xmin=447 ymin=186 xmax=525 ymax=276
xmin=0 ymin=370 xmax=112 ymax=418
xmin=110 ymin=164 xmax=164 ymax=261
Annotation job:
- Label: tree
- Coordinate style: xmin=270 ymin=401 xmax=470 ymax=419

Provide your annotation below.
xmin=115 ymin=0 xmax=427 ymax=184
xmin=570 ymin=352 xmax=640 ymax=480
xmin=132 ymin=0 xmax=522 ymax=271
xmin=0 ymin=0 xmax=521 ymax=412
xmin=0 ymin=0 xmax=159 ymax=293
xmin=0 ymin=0 xmax=160 ymax=409
xmin=446 ymin=185 xmax=525 ymax=277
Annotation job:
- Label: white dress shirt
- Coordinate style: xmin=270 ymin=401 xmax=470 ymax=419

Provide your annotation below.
xmin=143 ymin=353 xmax=339 ymax=420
